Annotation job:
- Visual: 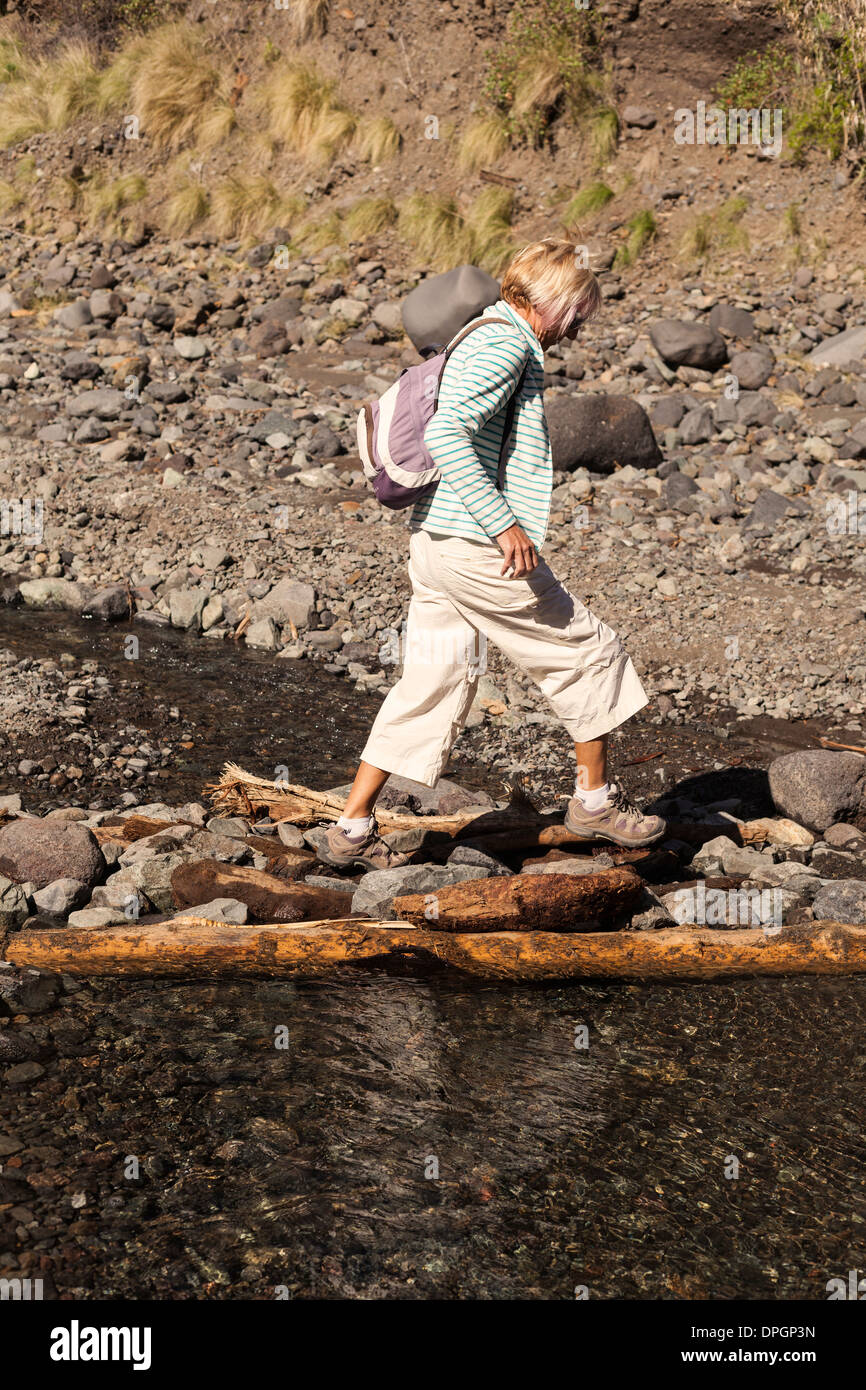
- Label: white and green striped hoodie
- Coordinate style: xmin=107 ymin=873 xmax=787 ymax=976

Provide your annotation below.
xmin=410 ymin=298 xmax=551 ymax=551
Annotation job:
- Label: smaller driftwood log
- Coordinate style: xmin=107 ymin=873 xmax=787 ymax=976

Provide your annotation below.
xmin=393 ymin=866 xmax=642 ymax=932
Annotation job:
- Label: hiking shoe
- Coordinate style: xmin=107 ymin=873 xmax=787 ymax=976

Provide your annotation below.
xmin=318 ymin=819 xmax=410 ymax=874
xmin=564 ymin=781 xmax=666 ymax=848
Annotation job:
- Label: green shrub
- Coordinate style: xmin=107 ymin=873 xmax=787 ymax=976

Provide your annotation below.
xmin=482 ymin=0 xmax=604 ymax=147
xmin=614 ymin=208 xmax=657 ymax=269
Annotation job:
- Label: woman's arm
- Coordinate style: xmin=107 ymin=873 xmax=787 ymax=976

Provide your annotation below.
xmin=423 ymin=328 xmax=530 ymax=540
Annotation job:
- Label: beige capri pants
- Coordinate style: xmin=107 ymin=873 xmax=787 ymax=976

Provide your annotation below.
xmin=361 ymin=528 xmax=648 ymax=788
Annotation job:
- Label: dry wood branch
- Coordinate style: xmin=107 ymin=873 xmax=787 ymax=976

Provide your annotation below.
xmin=202 ymin=769 xmax=815 ymax=852
xmin=203 ymin=763 xmax=549 ymax=833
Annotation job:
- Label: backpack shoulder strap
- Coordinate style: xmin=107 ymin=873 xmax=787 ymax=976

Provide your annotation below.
xmin=497 ymin=360 xmax=528 ymax=491
xmin=442 ymin=315 xmax=516 ymax=361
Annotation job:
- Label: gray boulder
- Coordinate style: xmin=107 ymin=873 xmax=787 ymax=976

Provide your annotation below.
xmin=768 ymin=750 xmax=866 ymax=833
xmin=18 ymin=578 xmax=89 ymax=611
xmin=68 ymin=906 xmax=129 ymax=928
xmin=623 ymin=105 xmax=656 ymax=128
xmin=32 ymin=878 xmax=89 ymax=916
xmin=54 ymin=300 xmax=93 ymax=331
xmin=629 ymin=886 xmax=676 ymax=930
xmin=651 ymin=396 xmax=685 ymax=430
xmin=81 ymin=586 xmax=131 ymax=621
xmin=402 ymin=265 xmax=500 ymax=353
xmin=812 ymin=880 xmax=866 ymax=924
xmin=326 ymin=773 xmax=494 ymax=816
xmin=678 ymin=405 xmax=714 ymax=444
xmin=729 ymin=349 xmax=774 ymax=391
xmin=691 ymin=835 xmax=738 ymax=876
xmin=253 ymin=577 xmax=316 ymax=629
xmin=173 ymin=896 xmax=249 ymax=924
xmin=736 ymin=392 xmax=777 ymax=428
xmin=523 ymin=856 xmax=608 ymax=876
xmin=107 ymin=851 xmax=187 ymax=913
xmin=0 ymin=820 xmax=104 ymax=890
xmin=807 ymin=325 xmax=866 ymax=369
xmin=545 ymin=393 xmax=662 ymax=473
xmin=169 ymin=587 xmax=208 ymax=631
xmin=447 ymin=844 xmax=512 ymax=875
xmin=664 ymin=470 xmax=700 ymax=509
xmin=351 ymin=863 xmax=488 ymax=918
xmin=0 ymin=876 xmax=29 ymax=928
xmin=649 ymin=320 xmax=728 ymax=371
xmin=66 ymin=388 xmax=126 ymax=420
xmin=89 ymin=289 xmax=123 ymax=321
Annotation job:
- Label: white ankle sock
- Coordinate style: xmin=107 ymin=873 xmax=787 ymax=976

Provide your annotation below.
xmin=574 ymin=781 xmax=610 ymax=814
xmin=337 ymin=814 xmax=374 ymax=839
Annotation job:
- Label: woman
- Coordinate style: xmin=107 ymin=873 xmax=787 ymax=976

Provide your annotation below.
xmin=321 ymin=239 xmax=665 ymax=872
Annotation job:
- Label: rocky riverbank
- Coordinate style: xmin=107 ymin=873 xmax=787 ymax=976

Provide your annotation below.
xmin=1 ymin=228 xmax=865 ymax=742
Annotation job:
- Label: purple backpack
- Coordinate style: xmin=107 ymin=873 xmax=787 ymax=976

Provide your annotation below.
xmin=356 ymin=317 xmax=525 ymax=509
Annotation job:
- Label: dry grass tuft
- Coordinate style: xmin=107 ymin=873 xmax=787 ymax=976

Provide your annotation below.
xmin=164 ymin=170 xmax=211 ymax=237
xmin=342 ymin=195 xmax=397 ymax=239
xmin=458 ymin=114 xmax=509 ymax=172
xmin=0 ymin=179 xmax=22 ymax=216
xmin=211 ymin=174 xmax=303 ymax=240
xmin=561 ymin=181 xmax=613 ymax=227
xmin=353 ymin=115 xmax=401 ymax=164
xmin=589 ymin=106 xmax=619 ymax=166
xmin=293 ymin=209 xmax=343 ymax=253
xmin=464 ymin=187 xmax=516 ymax=272
xmin=0 ymin=40 xmax=103 ymax=147
xmin=130 ymin=23 xmax=235 ymax=150
xmin=398 ymin=188 xmax=515 ymax=273
xmin=293 ymin=0 xmax=331 ymax=41
xmin=84 ymin=172 xmax=148 ymax=225
xmin=614 ymin=208 xmax=657 ymax=268
xmin=258 ymin=61 xmax=356 ymax=164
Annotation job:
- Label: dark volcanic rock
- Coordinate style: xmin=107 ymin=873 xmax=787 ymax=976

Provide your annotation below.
xmin=708 ymin=303 xmax=756 ymax=340
xmin=650 ymin=319 xmax=728 ymax=371
xmin=545 ymin=393 xmax=662 ymax=472
xmin=742 ymin=489 xmax=810 ymax=531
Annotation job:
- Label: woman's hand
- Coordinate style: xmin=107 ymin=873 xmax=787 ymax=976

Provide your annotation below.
xmin=495 ymin=523 xmax=538 ymax=577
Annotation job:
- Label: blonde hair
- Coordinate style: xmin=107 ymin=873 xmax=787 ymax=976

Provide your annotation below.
xmin=501 ymin=238 xmax=601 ymax=339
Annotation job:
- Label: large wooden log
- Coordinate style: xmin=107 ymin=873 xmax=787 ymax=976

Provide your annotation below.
xmin=393 ymin=866 xmax=642 ymax=932
xmin=3 ymin=919 xmax=424 ymax=979
xmin=439 ymin=921 xmax=866 ymax=981
xmin=4 ymin=918 xmax=866 ymax=982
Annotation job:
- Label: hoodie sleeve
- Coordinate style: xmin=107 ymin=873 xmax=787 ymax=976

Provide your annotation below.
xmin=423 ymin=327 xmax=530 ymax=539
